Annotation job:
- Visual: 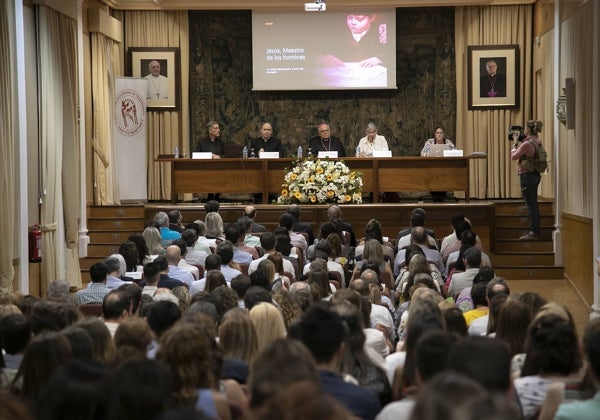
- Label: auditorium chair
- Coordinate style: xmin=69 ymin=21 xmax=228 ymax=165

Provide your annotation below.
xmin=79 ymin=303 xmax=103 ymax=318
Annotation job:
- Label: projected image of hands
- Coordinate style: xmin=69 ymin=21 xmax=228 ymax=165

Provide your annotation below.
xmin=252 ymin=10 xmax=396 ymax=91
xmin=316 ymin=14 xmax=389 ymax=88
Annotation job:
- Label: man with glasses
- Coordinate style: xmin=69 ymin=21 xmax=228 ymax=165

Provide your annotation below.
xmin=308 ymin=123 xmax=346 ymax=157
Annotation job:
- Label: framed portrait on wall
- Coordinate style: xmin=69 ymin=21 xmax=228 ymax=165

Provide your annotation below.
xmin=467 ymin=44 xmax=519 ymax=110
xmin=128 ymin=47 xmax=180 ymax=111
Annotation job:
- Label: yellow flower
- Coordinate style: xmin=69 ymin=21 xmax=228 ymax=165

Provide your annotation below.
xmin=316 ymin=166 xmax=324 ymax=174
xmin=291 ymin=173 xmax=298 ymax=180
xmin=344 ymin=194 xmax=351 ymax=202
xmin=308 ymin=177 xmax=314 ymax=183
xmin=327 ymin=190 xmax=335 ymax=197
xmin=294 ymin=191 xmax=302 ymax=199
xmin=350 ymin=172 xmax=356 ymax=179
xmin=310 ymin=195 xmax=317 ymax=203
xmin=326 ymin=174 xmax=333 ymax=181
xmin=281 ymin=189 xmax=288 ymax=197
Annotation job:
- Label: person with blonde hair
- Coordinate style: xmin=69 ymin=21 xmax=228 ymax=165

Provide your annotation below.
xmin=142 ymin=227 xmax=165 ymax=259
xmin=219 ymin=307 xmax=258 ymax=364
xmin=249 ymin=302 xmax=286 ymax=352
xmin=205 ymin=212 xmax=225 ymax=245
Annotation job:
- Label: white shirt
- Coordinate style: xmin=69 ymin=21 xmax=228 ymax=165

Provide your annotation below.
xmin=145 ymin=74 xmax=168 ymax=99
xmin=249 ymin=254 xmax=295 ymax=277
xmin=357 ymin=134 xmax=389 ymax=156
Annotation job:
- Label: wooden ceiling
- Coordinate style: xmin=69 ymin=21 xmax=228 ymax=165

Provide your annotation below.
xmin=102 ymin=0 xmax=537 ymax=11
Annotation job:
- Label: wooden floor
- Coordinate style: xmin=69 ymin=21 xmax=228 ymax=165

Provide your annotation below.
xmin=507 ymin=279 xmax=591 ymax=337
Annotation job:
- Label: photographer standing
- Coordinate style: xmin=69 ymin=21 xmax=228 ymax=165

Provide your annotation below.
xmin=510 ymin=120 xmax=543 ymax=241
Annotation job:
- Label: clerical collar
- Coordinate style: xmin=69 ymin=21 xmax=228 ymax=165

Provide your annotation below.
xmin=352 ymin=30 xmax=368 ymax=42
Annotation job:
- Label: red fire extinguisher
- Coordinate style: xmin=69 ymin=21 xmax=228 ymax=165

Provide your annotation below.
xmin=28 ymin=224 xmax=42 ymax=263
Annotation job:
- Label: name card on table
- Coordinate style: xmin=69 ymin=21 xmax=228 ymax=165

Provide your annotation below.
xmin=259 ymin=151 xmax=280 ymax=159
xmin=443 ymin=149 xmax=464 ymax=157
xmin=318 ymin=151 xmax=338 ymax=159
xmin=373 ymin=150 xmax=392 ymax=157
xmin=192 ymin=152 xmax=213 ymax=159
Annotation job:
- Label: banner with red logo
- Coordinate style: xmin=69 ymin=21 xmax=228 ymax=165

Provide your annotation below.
xmin=114 ymin=77 xmax=148 ymax=200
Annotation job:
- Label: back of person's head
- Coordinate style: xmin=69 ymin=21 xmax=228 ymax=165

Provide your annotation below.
xmin=446 ymin=336 xmax=511 ymax=393
xmin=410 ymin=208 xmax=426 ymax=226
xmin=186 ymin=300 xmax=218 ymax=324
xmin=327 ymin=205 xmax=342 ymax=220
xmin=224 ymin=224 xmax=241 ymax=244
xmin=104 ymin=257 xmax=122 ymax=276
xmin=463 ymin=247 xmax=482 ymax=268
xmin=415 ymin=330 xmax=459 ymax=382
xmin=118 ymin=283 xmax=143 ymax=316
xmin=0 ymin=313 xmax=30 ymax=354
xmin=288 ymin=304 xmax=345 ymax=364
xmin=279 ymin=213 xmax=294 ymax=230
xmin=486 ymin=278 xmax=510 ymax=301
xmin=410 ymin=226 xmax=428 ymax=244
xmin=260 ymin=232 xmax=276 ymax=251
xmin=584 ymin=318 xmax=600 ymax=381
xmin=453 ymin=220 xmax=471 ymax=242
xmin=167 ymin=209 xmax=181 ymax=224
xmin=249 ymin=270 xmax=270 ymax=291
xmin=460 ymin=229 xmax=478 ymax=247
xmin=165 ymin=245 xmax=183 ymax=265
xmin=146 ymin=300 xmax=181 ymax=338
xmin=181 ymin=228 xmax=199 ymax=248
xmin=349 ymin=278 xmax=370 ymax=297
xmin=61 ymin=326 xmax=95 ymax=361
xmin=202 ymin=254 xmax=221 ymax=271
xmin=248 ymin=338 xmax=320 ymax=410
xmin=486 ymin=293 xmax=509 ymax=336
xmin=364 ymin=219 xmax=383 ymax=242
xmin=318 ymin=221 xmax=337 ymax=240
xmin=308 ymin=268 xmax=331 ymax=298
xmin=473 ymin=266 xmax=495 ymax=285
xmin=494 ymin=299 xmax=530 ymax=356
xmin=244 ymin=205 xmax=257 ymax=219
xmin=521 ymin=313 xmax=581 ymax=376
xmin=47 ymin=280 xmax=70 ymax=299
xmin=190 ymin=221 xmax=206 ymax=236
xmin=313 ymin=240 xmax=332 ymax=260
xmin=153 ymin=211 xmax=169 ymax=227
xmin=231 ymin=274 xmax=251 ymax=300
xmin=102 ymin=289 xmax=132 ymax=321
xmin=517 ymin=292 xmax=547 ymax=319
xmin=237 ymin=216 xmax=253 ymax=234
xmin=441 ymin=306 xmax=468 ymax=336
xmin=275 ymin=234 xmax=292 ymax=256
xmin=29 ymin=299 xmax=78 ymax=334
xmin=36 ymin=359 xmax=111 ymax=420
xmin=470 ymin=283 xmax=488 ymax=307
xmin=143 ymin=262 xmax=160 ymax=285
xmin=287 ymin=204 xmax=301 ymax=220
xmin=89 ymin=263 xmax=109 ymax=283
xmin=450 ymin=214 xmax=465 ymax=230
xmin=244 ymin=286 xmax=272 ymax=310
xmin=204 ymin=200 xmax=220 ymax=214
xmin=109 ymin=359 xmax=173 ymax=420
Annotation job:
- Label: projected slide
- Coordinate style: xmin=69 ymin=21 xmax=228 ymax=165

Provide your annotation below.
xmin=252 ymin=10 xmax=397 ymax=91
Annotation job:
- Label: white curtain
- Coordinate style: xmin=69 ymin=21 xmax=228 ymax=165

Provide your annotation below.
xmin=36 ymin=5 xmax=81 ymax=292
xmin=91 ymin=32 xmax=121 ymax=205
xmin=455 ymin=5 xmax=533 ymax=199
xmin=0 ymin=0 xmax=17 ymax=291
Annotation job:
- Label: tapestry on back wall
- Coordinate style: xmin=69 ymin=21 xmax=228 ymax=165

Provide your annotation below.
xmin=188 ymin=8 xmax=455 ymax=158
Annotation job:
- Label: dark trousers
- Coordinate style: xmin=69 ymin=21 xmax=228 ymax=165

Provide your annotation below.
xmin=520 ymin=171 xmax=541 ymax=234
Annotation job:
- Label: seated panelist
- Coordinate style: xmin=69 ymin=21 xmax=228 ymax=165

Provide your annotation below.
xmin=194 ymin=120 xmax=225 ymax=159
xmin=420 ymin=126 xmax=455 ymax=157
xmin=250 ymin=122 xmax=283 ymax=157
xmin=308 ymin=123 xmax=346 ymax=157
xmin=356 ymin=122 xmax=389 ymax=157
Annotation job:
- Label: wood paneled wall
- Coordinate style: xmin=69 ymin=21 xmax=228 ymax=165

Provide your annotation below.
xmin=561 ymin=212 xmax=594 ymax=304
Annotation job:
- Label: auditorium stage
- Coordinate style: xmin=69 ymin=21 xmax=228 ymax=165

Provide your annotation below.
xmin=144 ymin=200 xmax=497 ymax=251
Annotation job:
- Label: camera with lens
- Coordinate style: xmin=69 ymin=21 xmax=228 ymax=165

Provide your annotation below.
xmin=507 ymin=125 xmax=526 ymax=142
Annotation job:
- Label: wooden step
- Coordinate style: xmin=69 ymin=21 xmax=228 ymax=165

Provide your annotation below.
xmin=87 ymin=205 xmax=145 ymax=219
xmin=495 ymin=215 xmax=554 ymax=228
xmin=493 ymin=266 xmax=564 ymax=280
xmin=494 ymin=240 xmax=554 ymax=253
xmin=88 ymin=231 xmax=140 ymax=243
xmin=87 ymin=219 xmax=145 ymax=231
xmin=494 ymin=200 xmax=555 ymax=216
xmin=79 ymin=257 xmax=105 ymax=270
xmin=494 ymin=227 xmax=554 ymax=241
xmin=491 ymin=252 xmax=556 ymax=266
xmin=87 ymin=244 xmax=121 ymax=258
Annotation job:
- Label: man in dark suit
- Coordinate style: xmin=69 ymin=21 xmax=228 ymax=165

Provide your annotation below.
xmin=249 ymin=122 xmax=283 ymax=157
xmin=479 ymin=59 xmax=506 ymax=97
xmin=308 ymin=123 xmax=346 ymax=157
xmin=194 ymin=121 xmax=224 ymax=201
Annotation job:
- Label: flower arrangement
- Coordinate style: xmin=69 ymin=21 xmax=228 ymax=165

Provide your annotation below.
xmin=277 ymin=159 xmax=363 ymax=204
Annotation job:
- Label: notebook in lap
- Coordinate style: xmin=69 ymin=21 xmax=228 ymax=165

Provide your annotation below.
xmin=428 ymin=144 xmax=450 ymax=157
